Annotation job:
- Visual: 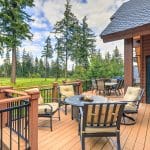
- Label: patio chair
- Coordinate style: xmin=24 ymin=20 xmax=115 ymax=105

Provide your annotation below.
xmin=110 ymin=79 xmax=123 ymax=96
xmin=91 ymin=79 xmax=97 ymax=94
xmin=58 ymin=85 xmax=75 ymax=116
xmin=96 ymin=79 xmax=108 ymax=96
xmin=79 ymin=102 xmax=126 ymax=150
xmin=121 ymin=87 xmax=144 ymax=125
xmin=27 ymin=88 xmax=60 ymax=131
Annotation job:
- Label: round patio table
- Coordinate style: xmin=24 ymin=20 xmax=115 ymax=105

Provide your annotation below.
xmin=65 ymin=95 xmax=109 ymax=120
xmin=65 ymin=95 xmax=108 ymax=107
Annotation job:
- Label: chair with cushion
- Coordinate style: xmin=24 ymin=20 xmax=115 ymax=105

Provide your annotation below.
xmin=122 ymin=86 xmax=144 ymax=125
xmin=58 ymin=85 xmax=75 ymax=115
xmin=79 ymin=102 xmax=126 ymax=150
xmin=110 ymin=79 xmax=123 ymax=96
xmin=96 ymin=79 xmax=108 ymax=96
xmin=28 ymin=88 xmax=60 ymax=131
xmin=91 ymin=79 xmax=97 ymax=94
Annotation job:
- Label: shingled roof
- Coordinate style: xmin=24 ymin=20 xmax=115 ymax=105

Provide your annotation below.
xmin=101 ymin=0 xmax=150 ymax=42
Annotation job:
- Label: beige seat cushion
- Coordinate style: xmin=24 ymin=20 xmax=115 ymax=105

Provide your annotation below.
xmin=59 ymin=85 xmax=75 ymax=99
xmin=124 ymin=87 xmax=141 ymax=101
xmin=25 ymin=88 xmax=43 ymax=104
xmin=38 ymin=94 xmax=44 ymax=104
xmin=84 ymin=127 xmax=117 ymax=133
xmin=38 ymin=102 xmax=59 ymax=114
xmin=123 ymin=87 xmax=141 ymax=110
xmin=124 ymin=103 xmax=137 ymax=111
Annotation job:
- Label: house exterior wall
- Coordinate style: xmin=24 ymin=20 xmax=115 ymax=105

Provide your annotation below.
xmin=141 ymin=34 xmax=150 ymax=103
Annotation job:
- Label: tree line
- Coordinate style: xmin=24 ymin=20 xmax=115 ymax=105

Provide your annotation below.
xmin=0 ymin=46 xmax=123 ymax=79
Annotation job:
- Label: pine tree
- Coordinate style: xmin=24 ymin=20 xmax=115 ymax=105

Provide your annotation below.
xmin=39 ymin=58 xmax=45 ymax=78
xmin=3 ymin=50 xmax=11 ymax=77
xmin=54 ymin=0 xmax=78 ymax=79
xmin=42 ymin=36 xmax=53 ymax=79
xmin=0 ymin=0 xmax=34 ymax=83
xmin=77 ymin=16 xmax=96 ymax=69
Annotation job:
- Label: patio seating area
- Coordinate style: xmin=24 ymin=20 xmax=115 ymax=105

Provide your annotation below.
xmin=38 ymin=101 xmax=150 ymax=150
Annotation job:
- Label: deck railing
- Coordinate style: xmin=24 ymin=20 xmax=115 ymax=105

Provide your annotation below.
xmin=0 ymin=87 xmax=39 ymax=150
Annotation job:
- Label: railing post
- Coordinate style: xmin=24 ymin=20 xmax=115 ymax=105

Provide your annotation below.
xmin=0 ymin=86 xmax=13 ymax=127
xmin=52 ymin=82 xmax=58 ymax=102
xmin=25 ymin=89 xmax=39 ymax=150
xmin=76 ymin=80 xmax=83 ymax=94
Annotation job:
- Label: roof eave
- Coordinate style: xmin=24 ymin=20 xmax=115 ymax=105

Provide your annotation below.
xmin=101 ymin=23 xmax=150 ymax=43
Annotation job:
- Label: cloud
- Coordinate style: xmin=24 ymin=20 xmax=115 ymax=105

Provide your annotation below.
xmin=39 ymin=0 xmax=126 ymax=32
xmin=33 ymin=0 xmax=126 ymax=56
xmin=23 ymin=0 xmax=126 ymax=60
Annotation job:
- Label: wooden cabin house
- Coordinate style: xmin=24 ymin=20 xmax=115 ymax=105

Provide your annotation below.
xmin=101 ymin=0 xmax=150 ymax=103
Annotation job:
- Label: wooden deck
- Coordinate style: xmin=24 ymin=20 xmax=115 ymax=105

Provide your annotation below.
xmin=38 ymin=103 xmax=150 ymax=150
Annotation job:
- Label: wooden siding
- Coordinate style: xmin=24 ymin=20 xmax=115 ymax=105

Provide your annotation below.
xmin=124 ymin=38 xmax=133 ymax=91
xmin=141 ymin=35 xmax=150 ymax=102
xmin=38 ymin=103 xmax=150 ymax=150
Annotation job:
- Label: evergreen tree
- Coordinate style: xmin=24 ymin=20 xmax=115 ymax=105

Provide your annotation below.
xmin=54 ymin=0 xmax=78 ymax=79
xmin=3 ymin=50 xmax=11 ymax=77
xmin=0 ymin=0 xmax=34 ymax=83
xmin=77 ymin=16 xmax=96 ymax=69
xmin=34 ymin=57 xmax=39 ymax=75
xmin=42 ymin=36 xmax=53 ymax=79
xmin=54 ymin=37 xmax=64 ymax=80
xmin=39 ymin=58 xmax=45 ymax=77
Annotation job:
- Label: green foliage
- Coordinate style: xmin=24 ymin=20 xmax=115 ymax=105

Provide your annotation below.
xmin=0 ymin=0 xmax=34 ymax=83
xmin=71 ymin=16 xmax=96 ymax=69
xmin=72 ymin=66 xmax=87 ymax=80
xmin=54 ymin=0 xmax=79 ymax=79
xmin=42 ymin=36 xmax=53 ymax=79
xmin=86 ymin=48 xmax=124 ymax=79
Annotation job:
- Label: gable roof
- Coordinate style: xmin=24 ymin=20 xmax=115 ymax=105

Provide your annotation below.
xmin=101 ymin=0 xmax=150 ymax=42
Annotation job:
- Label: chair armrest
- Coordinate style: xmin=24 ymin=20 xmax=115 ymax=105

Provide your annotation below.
xmin=59 ymin=93 xmax=67 ymax=100
xmin=120 ymin=99 xmax=139 ymax=103
xmin=38 ymin=103 xmax=53 ymax=112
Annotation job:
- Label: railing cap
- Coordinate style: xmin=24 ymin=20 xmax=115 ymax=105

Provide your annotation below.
xmin=25 ymin=88 xmax=40 ymax=100
xmin=0 ymin=86 xmax=13 ymax=92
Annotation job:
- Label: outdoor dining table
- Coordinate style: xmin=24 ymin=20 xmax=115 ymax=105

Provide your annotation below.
xmin=105 ymin=82 xmax=118 ymax=86
xmin=104 ymin=82 xmax=118 ymax=95
xmin=65 ymin=95 xmax=108 ymax=119
xmin=65 ymin=95 xmax=108 ymax=107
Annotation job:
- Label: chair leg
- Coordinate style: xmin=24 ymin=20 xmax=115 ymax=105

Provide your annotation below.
xmin=50 ymin=116 xmax=52 ymax=131
xmin=121 ymin=113 xmax=136 ymax=125
xmin=81 ymin=136 xmax=85 ymax=150
xmin=71 ymin=105 xmax=74 ymax=120
xmin=58 ymin=109 xmax=61 ymax=121
xmin=65 ymin=105 xmax=67 ymax=115
xmin=116 ymin=132 xmax=121 ymax=150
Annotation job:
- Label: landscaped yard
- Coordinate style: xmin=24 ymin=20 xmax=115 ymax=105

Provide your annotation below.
xmin=0 ymin=78 xmax=68 ymax=89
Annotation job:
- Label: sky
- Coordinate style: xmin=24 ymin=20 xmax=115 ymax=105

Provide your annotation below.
xmin=0 ymin=0 xmax=128 ymax=65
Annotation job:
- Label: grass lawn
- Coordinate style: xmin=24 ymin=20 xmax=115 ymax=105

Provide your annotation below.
xmin=0 ymin=77 xmax=68 ymax=89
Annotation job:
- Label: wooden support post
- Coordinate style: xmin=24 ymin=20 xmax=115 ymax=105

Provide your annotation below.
xmin=25 ymin=89 xmax=39 ymax=150
xmin=76 ymin=80 xmax=83 ymax=94
xmin=124 ymin=38 xmax=133 ymax=91
xmin=52 ymin=82 xmax=58 ymax=102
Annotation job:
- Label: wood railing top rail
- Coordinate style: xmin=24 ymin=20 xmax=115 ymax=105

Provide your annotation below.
xmin=0 ymin=95 xmax=30 ymax=104
xmin=3 ymin=89 xmax=28 ymax=96
xmin=0 ymin=88 xmax=30 ymax=104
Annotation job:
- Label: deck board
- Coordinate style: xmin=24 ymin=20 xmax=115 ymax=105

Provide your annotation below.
xmin=38 ymin=103 xmax=150 ymax=150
